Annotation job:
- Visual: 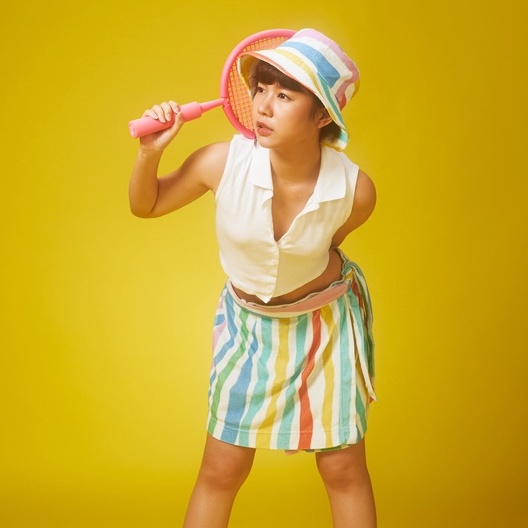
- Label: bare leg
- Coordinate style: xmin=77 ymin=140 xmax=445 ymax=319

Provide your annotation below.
xmin=183 ymin=434 xmax=256 ymax=528
xmin=315 ymin=440 xmax=376 ymax=528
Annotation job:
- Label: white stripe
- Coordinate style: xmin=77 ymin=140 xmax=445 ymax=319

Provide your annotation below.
xmin=283 ymin=35 xmax=356 ymax=98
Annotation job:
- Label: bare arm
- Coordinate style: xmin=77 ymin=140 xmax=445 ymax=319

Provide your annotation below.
xmin=331 ymin=169 xmax=376 ymax=246
xmin=128 ymin=101 xmax=228 ymax=218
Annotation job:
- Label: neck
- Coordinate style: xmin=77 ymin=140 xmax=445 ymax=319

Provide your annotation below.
xmin=269 ymin=141 xmax=322 ymax=183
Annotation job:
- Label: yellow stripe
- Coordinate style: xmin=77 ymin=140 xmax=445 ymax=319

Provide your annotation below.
xmin=257 ymin=317 xmax=290 ymax=447
xmin=272 ymin=48 xmax=344 ymax=125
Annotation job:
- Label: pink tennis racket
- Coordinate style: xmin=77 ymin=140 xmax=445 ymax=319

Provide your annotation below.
xmin=129 ymin=29 xmax=295 ymax=139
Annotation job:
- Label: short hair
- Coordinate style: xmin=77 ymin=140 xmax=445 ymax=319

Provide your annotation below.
xmin=249 ymin=60 xmax=342 ymax=145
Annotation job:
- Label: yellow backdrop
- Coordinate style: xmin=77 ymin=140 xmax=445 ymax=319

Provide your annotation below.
xmin=1 ymin=1 xmax=527 ymax=527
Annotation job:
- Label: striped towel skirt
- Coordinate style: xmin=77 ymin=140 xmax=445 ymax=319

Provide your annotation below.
xmin=207 ymin=250 xmax=376 ymax=452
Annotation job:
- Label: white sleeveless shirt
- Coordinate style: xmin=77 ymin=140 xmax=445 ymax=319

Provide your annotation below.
xmin=215 ymin=135 xmax=359 ymax=303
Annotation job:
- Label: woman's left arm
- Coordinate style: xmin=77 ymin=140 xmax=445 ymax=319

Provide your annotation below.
xmin=331 ymin=170 xmax=376 ymax=246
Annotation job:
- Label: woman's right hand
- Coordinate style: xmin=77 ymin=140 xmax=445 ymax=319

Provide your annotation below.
xmin=138 ymin=100 xmax=184 ymax=152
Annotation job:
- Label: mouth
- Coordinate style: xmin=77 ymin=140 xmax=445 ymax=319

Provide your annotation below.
xmin=255 ymin=120 xmax=273 ymax=136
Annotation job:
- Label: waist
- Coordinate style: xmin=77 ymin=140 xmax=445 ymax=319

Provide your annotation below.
xmin=230 ymin=248 xmax=348 ymax=310
xmin=228 ymin=279 xmax=349 ymax=318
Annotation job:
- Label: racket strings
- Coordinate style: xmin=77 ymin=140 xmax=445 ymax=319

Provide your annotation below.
xmin=228 ymin=35 xmax=291 ymax=134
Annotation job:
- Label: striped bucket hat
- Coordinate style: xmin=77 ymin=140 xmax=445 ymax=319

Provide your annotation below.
xmin=238 ymin=28 xmax=360 ymax=150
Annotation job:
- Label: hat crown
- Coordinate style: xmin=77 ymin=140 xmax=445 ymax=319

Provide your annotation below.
xmin=276 ymin=29 xmax=359 ymax=110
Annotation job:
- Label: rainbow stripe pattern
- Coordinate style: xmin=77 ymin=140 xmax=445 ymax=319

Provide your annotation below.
xmin=207 ymin=253 xmax=376 ymax=451
xmin=238 ymin=28 xmax=360 ymax=151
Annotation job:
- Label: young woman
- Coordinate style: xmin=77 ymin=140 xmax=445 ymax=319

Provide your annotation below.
xmin=129 ymin=29 xmax=377 ymax=528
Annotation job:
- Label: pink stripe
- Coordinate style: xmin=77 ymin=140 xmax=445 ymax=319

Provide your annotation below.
xmin=227 ymin=282 xmax=348 ymax=317
xmin=297 ymin=310 xmax=321 ymax=449
xmin=296 ymin=29 xmax=359 ymax=107
xmin=298 ymin=29 xmax=359 ymax=77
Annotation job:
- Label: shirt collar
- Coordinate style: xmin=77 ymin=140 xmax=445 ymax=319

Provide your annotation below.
xmin=249 ymin=143 xmax=273 ymax=190
xmin=313 ymin=147 xmax=347 ymax=203
xmin=249 ymin=143 xmax=347 ymax=203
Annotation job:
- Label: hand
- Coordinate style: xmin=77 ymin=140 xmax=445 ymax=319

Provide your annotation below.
xmin=139 ymin=100 xmax=184 ymax=152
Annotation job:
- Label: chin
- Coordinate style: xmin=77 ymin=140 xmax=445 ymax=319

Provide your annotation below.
xmin=254 ymin=136 xmax=275 ymax=148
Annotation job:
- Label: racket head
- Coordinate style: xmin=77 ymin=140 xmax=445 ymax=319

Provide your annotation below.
xmin=220 ymin=29 xmax=295 ymax=138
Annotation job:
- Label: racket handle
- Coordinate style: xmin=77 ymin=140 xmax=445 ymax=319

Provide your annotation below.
xmin=129 ymin=98 xmax=225 ymax=138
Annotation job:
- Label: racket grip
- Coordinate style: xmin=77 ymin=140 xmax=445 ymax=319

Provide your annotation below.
xmin=129 ymin=116 xmax=172 ymax=138
xmin=129 ymin=99 xmax=225 ymax=138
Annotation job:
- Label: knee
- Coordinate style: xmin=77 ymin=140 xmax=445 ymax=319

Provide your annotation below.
xmin=316 ymin=447 xmax=371 ymax=492
xmin=198 ymin=450 xmax=254 ymax=492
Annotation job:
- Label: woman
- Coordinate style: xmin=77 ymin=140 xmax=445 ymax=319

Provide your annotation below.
xmin=129 ymin=28 xmax=377 ymax=528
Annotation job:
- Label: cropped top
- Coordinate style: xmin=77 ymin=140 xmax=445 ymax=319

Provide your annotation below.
xmin=215 ymin=135 xmax=359 ymax=303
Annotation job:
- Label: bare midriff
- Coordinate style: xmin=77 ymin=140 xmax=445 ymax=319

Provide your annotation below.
xmin=231 ymin=248 xmax=344 ymax=306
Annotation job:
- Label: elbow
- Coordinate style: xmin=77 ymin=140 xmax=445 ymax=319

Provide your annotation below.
xmin=129 ymin=203 xmax=154 ymax=218
xmin=128 ymin=191 xmax=156 ymax=218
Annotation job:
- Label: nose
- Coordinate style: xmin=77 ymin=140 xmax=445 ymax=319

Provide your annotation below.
xmin=257 ymin=93 xmax=273 ymax=117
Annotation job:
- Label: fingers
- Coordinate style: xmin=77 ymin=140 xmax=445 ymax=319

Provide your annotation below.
xmin=143 ymin=100 xmax=181 ymax=124
xmin=138 ymin=100 xmax=184 ymax=150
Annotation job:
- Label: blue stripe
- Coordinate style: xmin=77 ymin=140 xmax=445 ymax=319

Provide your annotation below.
xmin=336 ymin=296 xmax=353 ymax=445
xmin=221 ymin=317 xmax=259 ymax=443
xmin=209 ymin=292 xmax=248 ymax=440
xmin=348 ymin=264 xmax=375 ymax=380
xmin=282 ymin=41 xmax=340 ymax=88
xmin=237 ymin=315 xmax=273 ymax=445
xmin=356 ymin=385 xmax=367 ymax=435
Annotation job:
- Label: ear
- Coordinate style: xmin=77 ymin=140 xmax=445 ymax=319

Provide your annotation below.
xmin=315 ymin=109 xmax=334 ymax=129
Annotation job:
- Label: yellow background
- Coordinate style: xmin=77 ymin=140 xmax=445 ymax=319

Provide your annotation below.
xmin=1 ymin=1 xmax=527 ymax=527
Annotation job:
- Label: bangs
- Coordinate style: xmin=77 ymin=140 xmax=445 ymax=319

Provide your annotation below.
xmin=250 ymin=60 xmax=308 ymax=94
xmin=248 ymin=58 xmax=342 ymax=146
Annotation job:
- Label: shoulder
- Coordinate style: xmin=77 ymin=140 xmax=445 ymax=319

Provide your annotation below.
xmin=187 ymin=141 xmax=231 ymax=168
xmin=331 ymin=167 xmax=376 ymax=246
xmin=187 ymin=135 xmax=255 ymax=182
xmin=354 ymin=169 xmax=377 ymax=212
xmin=348 ymin=169 xmax=376 ymax=231
xmin=331 ymin=150 xmax=376 ymax=211
xmin=181 ymin=141 xmax=231 ymax=192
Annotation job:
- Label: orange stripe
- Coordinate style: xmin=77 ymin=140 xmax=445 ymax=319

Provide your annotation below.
xmin=320 ymin=305 xmax=336 ymax=446
xmin=297 ymin=310 xmax=321 ymax=449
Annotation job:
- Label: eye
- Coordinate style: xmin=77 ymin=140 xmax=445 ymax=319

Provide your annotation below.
xmin=278 ymin=92 xmax=291 ymax=101
xmin=251 ymin=84 xmax=265 ymax=99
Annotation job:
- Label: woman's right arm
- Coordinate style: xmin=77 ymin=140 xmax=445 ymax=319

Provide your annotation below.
xmin=129 ymin=101 xmax=228 ymax=218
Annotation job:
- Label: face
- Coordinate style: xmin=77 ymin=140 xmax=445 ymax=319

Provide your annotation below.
xmin=252 ymin=82 xmax=331 ymax=150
